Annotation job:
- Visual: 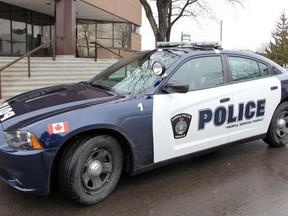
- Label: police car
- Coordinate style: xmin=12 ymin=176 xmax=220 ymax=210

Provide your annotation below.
xmin=0 ymin=41 xmax=287 ymax=205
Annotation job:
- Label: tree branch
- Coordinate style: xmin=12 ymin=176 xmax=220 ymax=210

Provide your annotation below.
xmin=139 ymin=0 xmax=158 ymax=39
xmin=170 ymin=0 xmax=198 ymax=27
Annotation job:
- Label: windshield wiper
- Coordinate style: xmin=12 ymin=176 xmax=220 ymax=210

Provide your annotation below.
xmin=79 ymin=81 xmax=88 ymax=85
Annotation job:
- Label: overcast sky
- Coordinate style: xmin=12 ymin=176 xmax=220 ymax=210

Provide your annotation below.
xmin=140 ymin=0 xmax=288 ymax=51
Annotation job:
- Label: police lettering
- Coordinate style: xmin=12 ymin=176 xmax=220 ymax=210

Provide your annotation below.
xmin=0 ymin=102 xmax=15 ymax=122
xmin=198 ymin=99 xmax=266 ymax=130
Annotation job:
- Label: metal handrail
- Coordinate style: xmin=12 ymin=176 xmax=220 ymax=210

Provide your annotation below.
xmin=0 ymin=36 xmax=59 ymax=99
xmin=0 ymin=36 xmax=58 ymax=74
xmin=90 ymin=42 xmax=123 ymax=61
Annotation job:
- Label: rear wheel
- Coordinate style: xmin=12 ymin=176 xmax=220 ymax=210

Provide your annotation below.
xmin=59 ymin=135 xmax=123 ymax=205
xmin=264 ymin=102 xmax=288 ymax=147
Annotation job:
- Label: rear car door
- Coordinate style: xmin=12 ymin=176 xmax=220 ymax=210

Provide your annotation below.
xmin=225 ymin=55 xmax=281 ymax=142
xmin=153 ymin=55 xmax=232 ymax=163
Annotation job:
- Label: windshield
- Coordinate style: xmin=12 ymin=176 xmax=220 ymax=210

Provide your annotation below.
xmin=89 ymin=50 xmax=179 ymax=94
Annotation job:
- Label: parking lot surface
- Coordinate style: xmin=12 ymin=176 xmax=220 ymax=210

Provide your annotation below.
xmin=1 ymin=140 xmax=288 ymax=216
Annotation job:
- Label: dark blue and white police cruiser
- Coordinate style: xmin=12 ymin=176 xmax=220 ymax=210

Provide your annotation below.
xmin=0 ymin=41 xmax=288 ymax=205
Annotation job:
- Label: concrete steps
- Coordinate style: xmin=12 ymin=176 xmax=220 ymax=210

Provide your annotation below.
xmin=0 ymin=56 xmax=116 ymax=100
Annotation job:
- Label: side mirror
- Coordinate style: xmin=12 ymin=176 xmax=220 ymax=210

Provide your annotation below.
xmin=163 ymin=81 xmax=189 ymax=94
xmin=152 ymin=61 xmax=166 ymax=76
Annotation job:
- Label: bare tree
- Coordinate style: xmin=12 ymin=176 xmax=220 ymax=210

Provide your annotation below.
xmin=256 ymin=42 xmax=269 ymax=55
xmin=140 ymin=0 xmax=243 ymax=43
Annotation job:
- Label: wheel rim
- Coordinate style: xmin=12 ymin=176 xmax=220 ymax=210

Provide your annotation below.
xmin=81 ymin=148 xmax=113 ymax=194
xmin=276 ymin=111 xmax=288 ymax=138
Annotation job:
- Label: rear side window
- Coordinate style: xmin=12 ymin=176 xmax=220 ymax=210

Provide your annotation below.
xmin=272 ymin=66 xmax=284 ymax=75
xmin=228 ymin=57 xmax=269 ymax=81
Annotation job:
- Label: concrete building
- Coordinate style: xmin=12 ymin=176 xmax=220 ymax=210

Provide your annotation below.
xmin=0 ymin=0 xmax=142 ymax=58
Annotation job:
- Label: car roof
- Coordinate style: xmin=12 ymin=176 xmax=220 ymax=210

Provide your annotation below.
xmin=157 ymin=46 xmax=279 ymax=67
xmin=152 ymin=43 xmax=287 ymax=76
xmin=156 ymin=41 xmax=268 ymax=61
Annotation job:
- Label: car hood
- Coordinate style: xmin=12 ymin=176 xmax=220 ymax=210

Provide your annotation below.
xmin=1 ymin=82 xmax=123 ymax=129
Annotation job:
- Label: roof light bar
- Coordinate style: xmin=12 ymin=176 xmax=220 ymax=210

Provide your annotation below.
xmin=157 ymin=41 xmax=222 ymax=49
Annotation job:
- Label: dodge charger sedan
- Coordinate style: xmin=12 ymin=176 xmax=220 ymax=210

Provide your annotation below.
xmin=0 ymin=41 xmax=287 ymax=205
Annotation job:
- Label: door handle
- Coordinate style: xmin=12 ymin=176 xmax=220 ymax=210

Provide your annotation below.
xmin=220 ymin=98 xmax=230 ymax=103
xmin=270 ymin=86 xmax=278 ymax=90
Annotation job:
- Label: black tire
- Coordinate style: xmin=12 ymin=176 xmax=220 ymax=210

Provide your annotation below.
xmin=59 ymin=135 xmax=123 ymax=205
xmin=264 ymin=102 xmax=288 ymax=147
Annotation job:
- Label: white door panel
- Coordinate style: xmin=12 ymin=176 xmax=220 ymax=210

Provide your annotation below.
xmin=153 ymin=86 xmax=231 ymax=163
xmin=229 ymin=77 xmax=281 ymax=142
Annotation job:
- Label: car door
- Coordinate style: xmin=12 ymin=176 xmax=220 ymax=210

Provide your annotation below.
xmin=153 ymin=55 xmax=232 ymax=163
xmin=225 ymin=56 xmax=281 ymax=142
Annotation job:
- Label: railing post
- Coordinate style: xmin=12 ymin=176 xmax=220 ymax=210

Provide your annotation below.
xmin=94 ymin=42 xmax=97 ymax=62
xmin=28 ymin=55 xmax=31 ymax=78
xmin=53 ymin=39 xmax=56 ymax=61
xmin=0 ymin=71 xmax=2 ymax=100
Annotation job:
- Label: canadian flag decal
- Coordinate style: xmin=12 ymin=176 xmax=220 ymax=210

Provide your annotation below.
xmin=48 ymin=121 xmax=69 ymax=135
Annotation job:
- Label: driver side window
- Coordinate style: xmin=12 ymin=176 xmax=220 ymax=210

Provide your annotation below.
xmin=169 ymin=56 xmax=224 ymax=91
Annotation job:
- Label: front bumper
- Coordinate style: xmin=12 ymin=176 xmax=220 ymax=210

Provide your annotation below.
xmin=0 ymin=127 xmax=57 ymax=195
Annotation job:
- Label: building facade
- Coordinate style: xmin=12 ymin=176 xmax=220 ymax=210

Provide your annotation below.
xmin=0 ymin=0 xmax=141 ymax=58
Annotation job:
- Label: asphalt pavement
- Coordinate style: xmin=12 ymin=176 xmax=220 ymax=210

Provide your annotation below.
xmin=1 ymin=140 xmax=288 ymax=216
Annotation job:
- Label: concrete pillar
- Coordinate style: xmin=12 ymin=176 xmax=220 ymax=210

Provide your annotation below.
xmin=55 ymin=0 xmax=76 ymax=55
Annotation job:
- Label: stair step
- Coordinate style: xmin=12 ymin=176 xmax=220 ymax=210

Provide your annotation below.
xmin=2 ymin=78 xmax=89 ymax=85
xmin=2 ymin=74 xmax=93 ymax=79
xmin=1 ymin=69 xmax=104 ymax=74
xmin=0 ymin=57 xmax=116 ymax=100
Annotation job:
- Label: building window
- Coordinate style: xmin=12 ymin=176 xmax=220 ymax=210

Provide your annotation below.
xmin=97 ymin=23 xmax=113 ymax=47
xmin=131 ymin=24 xmax=140 ymax=34
xmin=77 ymin=20 xmax=96 ymax=57
xmin=77 ymin=20 xmax=132 ymax=57
xmin=114 ymin=23 xmax=130 ymax=48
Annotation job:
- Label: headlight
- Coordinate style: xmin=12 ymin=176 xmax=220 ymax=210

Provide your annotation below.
xmin=4 ymin=131 xmax=43 ymax=150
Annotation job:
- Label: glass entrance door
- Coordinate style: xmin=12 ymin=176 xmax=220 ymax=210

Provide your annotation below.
xmin=11 ymin=6 xmax=26 ymax=55
xmin=0 ymin=3 xmax=12 ymax=55
xmin=0 ymin=2 xmax=54 ymax=57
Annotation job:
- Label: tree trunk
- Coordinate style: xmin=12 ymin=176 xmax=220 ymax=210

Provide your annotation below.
xmin=166 ymin=27 xmax=171 ymax=42
xmin=156 ymin=0 xmax=171 ymax=42
xmin=166 ymin=2 xmax=172 ymax=41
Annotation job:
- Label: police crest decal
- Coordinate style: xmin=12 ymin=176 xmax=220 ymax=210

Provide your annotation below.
xmin=171 ymin=113 xmax=192 ymax=139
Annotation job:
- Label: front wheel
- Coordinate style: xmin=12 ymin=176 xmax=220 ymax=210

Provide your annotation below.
xmin=59 ymin=135 xmax=123 ymax=205
xmin=264 ymin=102 xmax=288 ymax=147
